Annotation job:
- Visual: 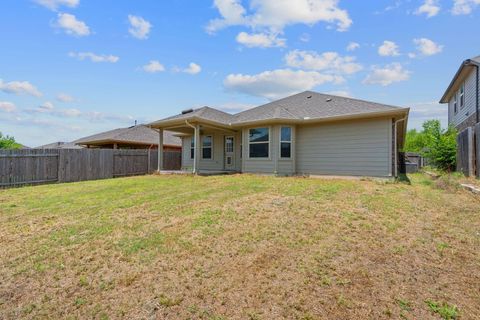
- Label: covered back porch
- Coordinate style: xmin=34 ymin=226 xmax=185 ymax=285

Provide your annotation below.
xmin=150 ymin=118 xmax=242 ymax=175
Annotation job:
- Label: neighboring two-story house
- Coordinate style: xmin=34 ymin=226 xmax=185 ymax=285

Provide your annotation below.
xmin=440 ymin=56 xmax=480 ymax=132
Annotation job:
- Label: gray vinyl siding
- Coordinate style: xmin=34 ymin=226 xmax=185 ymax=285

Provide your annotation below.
xmin=449 ymin=69 xmax=478 ymax=128
xmin=241 ymin=125 xmax=295 ymax=175
xmin=199 ymin=134 xmax=224 ymax=171
xmin=296 ymin=118 xmax=392 ymax=177
xmin=181 ymin=137 xmax=192 ymax=169
xmin=234 ymin=131 xmax=242 ymax=172
xmin=182 ymin=132 xmax=242 ymax=171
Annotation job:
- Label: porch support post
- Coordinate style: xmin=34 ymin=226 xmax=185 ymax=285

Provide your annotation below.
xmin=158 ymin=128 xmax=163 ymax=171
xmin=194 ymin=124 xmax=201 ymax=174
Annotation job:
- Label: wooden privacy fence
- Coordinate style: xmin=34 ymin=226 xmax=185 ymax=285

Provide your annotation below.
xmin=457 ymin=124 xmax=480 ymax=178
xmin=0 ymin=149 xmax=181 ymax=188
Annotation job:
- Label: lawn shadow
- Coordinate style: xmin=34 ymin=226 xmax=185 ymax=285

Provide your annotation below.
xmin=396 ymin=173 xmax=411 ymax=185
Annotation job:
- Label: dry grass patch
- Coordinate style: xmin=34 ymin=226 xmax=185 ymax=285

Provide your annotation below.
xmin=0 ymin=173 xmax=479 ymax=319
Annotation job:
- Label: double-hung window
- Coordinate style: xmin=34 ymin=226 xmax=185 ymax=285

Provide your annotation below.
xmin=460 ymin=84 xmax=465 ymax=108
xmin=202 ymin=135 xmax=213 ymax=159
xmin=248 ymin=127 xmax=269 ymax=158
xmin=280 ymin=127 xmax=292 ymax=158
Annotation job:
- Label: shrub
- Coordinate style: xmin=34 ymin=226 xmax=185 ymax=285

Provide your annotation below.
xmin=0 ymin=132 xmax=21 ymax=149
xmin=404 ymin=120 xmax=457 ymax=172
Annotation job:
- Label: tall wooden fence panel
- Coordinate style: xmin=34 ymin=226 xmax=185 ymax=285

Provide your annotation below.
xmin=164 ymin=151 xmax=181 ymax=170
xmin=457 ymin=127 xmax=475 ymax=176
xmin=0 ymin=149 xmax=59 ymax=187
xmin=58 ymin=149 xmax=115 ymax=182
xmin=0 ymin=148 xmax=181 ymax=188
xmin=113 ymin=150 xmax=149 ymax=177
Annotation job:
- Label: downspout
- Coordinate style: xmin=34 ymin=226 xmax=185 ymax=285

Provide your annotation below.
xmin=393 ymin=117 xmax=407 ymax=177
xmin=185 ymin=120 xmax=196 ymax=174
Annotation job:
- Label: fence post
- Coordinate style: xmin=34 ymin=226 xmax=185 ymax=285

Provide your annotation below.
xmin=475 ymin=123 xmax=480 ymax=178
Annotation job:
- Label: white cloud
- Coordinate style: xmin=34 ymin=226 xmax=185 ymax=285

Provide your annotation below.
xmin=69 ymin=52 xmax=119 ymax=63
xmin=56 ymin=93 xmax=75 ymax=103
xmin=415 ymin=0 xmax=441 ymax=17
xmin=183 ymin=63 xmax=202 ymax=75
xmin=0 ymin=79 xmax=42 ymax=97
xmin=0 ymin=101 xmax=16 ymax=113
xmin=207 ymin=0 xmax=352 ymax=34
xmin=224 ymin=69 xmax=344 ymax=100
xmin=452 ymin=0 xmax=480 ymax=15
xmin=59 ymin=108 xmax=82 ymax=117
xmin=285 ymin=50 xmax=363 ymax=75
xmin=142 ymin=60 xmax=165 ymax=73
xmin=408 ymin=101 xmax=448 ymax=129
xmin=413 ymin=38 xmax=443 ymax=56
xmin=363 ymin=63 xmax=411 ymax=86
xmin=56 ymin=13 xmax=90 ymax=36
xmin=346 ymin=42 xmax=360 ymax=51
xmin=378 ymin=40 xmax=400 ymax=56
xmin=172 ymin=63 xmax=202 ymax=75
xmin=236 ymin=32 xmax=286 ymax=48
xmin=39 ymin=101 xmax=55 ymax=112
xmin=33 ymin=0 xmax=79 ymax=11
xmin=128 ymin=15 xmax=152 ymax=39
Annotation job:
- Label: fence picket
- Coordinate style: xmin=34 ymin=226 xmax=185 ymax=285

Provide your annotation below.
xmin=0 ymin=148 xmax=181 ymax=188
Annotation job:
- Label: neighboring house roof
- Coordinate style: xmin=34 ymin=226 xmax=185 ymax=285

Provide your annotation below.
xmin=35 ymin=141 xmax=83 ymax=149
xmin=74 ymin=124 xmax=181 ymax=147
xmin=440 ymin=55 xmax=480 ymax=103
xmin=149 ymin=91 xmax=408 ymax=128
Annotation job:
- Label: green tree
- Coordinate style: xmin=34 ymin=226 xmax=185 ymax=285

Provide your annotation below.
xmin=404 ymin=120 xmax=457 ymax=171
xmin=0 ymin=132 xmax=21 ymax=149
xmin=426 ymin=125 xmax=457 ymax=171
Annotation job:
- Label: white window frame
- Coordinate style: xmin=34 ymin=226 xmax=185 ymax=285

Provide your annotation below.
xmin=201 ymin=135 xmax=213 ymax=160
xmin=453 ymin=94 xmax=458 ymax=114
xmin=460 ymin=83 xmax=465 ymax=109
xmin=279 ymin=126 xmax=292 ymax=159
xmin=247 ymin=127 xmax=270 ymax=160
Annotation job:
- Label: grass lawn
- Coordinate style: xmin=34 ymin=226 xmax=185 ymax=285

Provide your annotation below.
xmin=1 ymin=174 xmax=479 ymax=319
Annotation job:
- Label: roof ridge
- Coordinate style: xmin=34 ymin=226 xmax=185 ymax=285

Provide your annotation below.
xmin=278 ymin=104 xmax=301 ymax=119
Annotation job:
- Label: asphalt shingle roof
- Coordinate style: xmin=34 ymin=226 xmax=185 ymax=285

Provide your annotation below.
xmin=150 ymin=91 xmax=407 ymax=127
xmin=74 ymin=125 xmax=181 ymax=146
xmin=159 ymin=106 xmax=235 ymax=124
xmin=232 ymin=91 xmax=404 ymax=124
xmin=36 ymin=141 xmax=83 ymax=149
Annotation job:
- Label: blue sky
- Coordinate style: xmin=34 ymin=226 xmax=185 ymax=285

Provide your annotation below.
xmin=1 ymin=0 xmax=479 ymax=147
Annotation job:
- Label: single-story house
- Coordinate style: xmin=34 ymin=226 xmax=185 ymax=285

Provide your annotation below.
xmin=35 ymin=141 xmax=83 ymax=149
xmin=149 ymin=91 xmax=409 ymax=177
xmin=74 ymin=124 xmax=181 ymax=151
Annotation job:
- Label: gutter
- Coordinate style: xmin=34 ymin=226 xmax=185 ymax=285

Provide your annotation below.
xmin=184 ymin=120 xmax=197 ymax=174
